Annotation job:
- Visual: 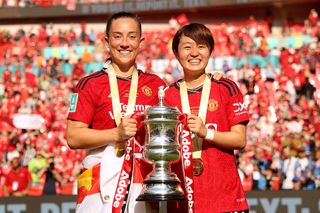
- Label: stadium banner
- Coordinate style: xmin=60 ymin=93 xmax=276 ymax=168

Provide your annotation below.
xmin=12 ymin=114 xmax=44 ymax=130
xmin=0 ymin=0 xmax=278 ymax=19
xmin=0 ymin=191 xmax=319 ymax=213
xmin=247 ymin=190 xmax=319 ymax=213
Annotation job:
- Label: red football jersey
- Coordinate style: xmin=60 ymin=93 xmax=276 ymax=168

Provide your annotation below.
xmin=165 ymin=77 xmax=249 ymax=212
xmin=5 ymin=167 xmax=32 ymax=194
xmin=68 ymin=69 xmax=166 ymax=130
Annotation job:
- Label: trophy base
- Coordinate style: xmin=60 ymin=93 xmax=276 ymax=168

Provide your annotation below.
xmin=136 ymin=180 xmax=186 ymax=201
xmin=136 ymin=193 xmax=185 ymax=201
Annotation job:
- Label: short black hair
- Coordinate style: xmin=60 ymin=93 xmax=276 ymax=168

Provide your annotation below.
xmin=172 ymin=23 xmax=214 ymax=54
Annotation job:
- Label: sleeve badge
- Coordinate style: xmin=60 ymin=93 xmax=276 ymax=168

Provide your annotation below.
xmin=69 ymin=93 xmax=79 ymax=113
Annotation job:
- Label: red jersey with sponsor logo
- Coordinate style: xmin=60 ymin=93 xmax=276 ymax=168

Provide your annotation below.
xmin=68 ymin=68 xmax=166 ymax=208
xmin=164 ymin=77 xmax=249 ymax=213
xmin=68 ymin=69 xmax=166 ymax=130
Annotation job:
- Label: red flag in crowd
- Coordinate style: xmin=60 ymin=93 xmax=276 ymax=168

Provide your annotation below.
xmin=39 ymin=0 xmax=53 ymax=7
xmin=175 ymin=13 xmax=189 ymax=27
xmin=25 ymin=66 xmax=37 ymax=88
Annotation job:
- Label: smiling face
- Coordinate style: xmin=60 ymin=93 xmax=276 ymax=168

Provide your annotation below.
xmin=105 ymin=17 xmax=143 ymax=69
xmin=172 ymin=23 xmax=214 ymax=78
xmin=175 ymin=35 xmax=211 ymax=76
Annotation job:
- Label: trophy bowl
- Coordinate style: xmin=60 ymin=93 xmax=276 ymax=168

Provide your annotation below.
xmin=136 ymin=87 xmax=185 ymax=201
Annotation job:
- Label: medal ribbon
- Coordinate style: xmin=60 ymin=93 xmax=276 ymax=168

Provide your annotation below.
xmin=111 ymin=113 xmax=145 ymax=213
xmin=106 ymin=64 xmax=139 ymax=156
xmin=178 ymin=114 xmax=195 ymax=213
xmin=107 ymin=64 xmax=139 ymax=126
xmin=179 ymin=75 xmax=211 ymax=159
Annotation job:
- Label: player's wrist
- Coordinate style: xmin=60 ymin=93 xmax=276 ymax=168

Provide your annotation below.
xmin=114 ymin=127 xmax=124 ymax=142
xmin=197 ymin=126 xmax=207 ymax=138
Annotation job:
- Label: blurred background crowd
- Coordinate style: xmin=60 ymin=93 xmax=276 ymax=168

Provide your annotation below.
xmin=0 ymin=0 xmax=124 ymax=8
xmin=0 ymin=3 xmax=319 ymax=197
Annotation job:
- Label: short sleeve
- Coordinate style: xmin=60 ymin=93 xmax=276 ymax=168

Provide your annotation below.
xmin=226 ymin=90 xmax=249 ymax=127
xmin=67 ymin=84 xmax=95 ymax=125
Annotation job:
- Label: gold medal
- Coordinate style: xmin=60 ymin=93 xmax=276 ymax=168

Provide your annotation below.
xmin=193 ymin=158 xmax=204 ymax=176
xmin=115 ymin=143 xmax=126 ymax=157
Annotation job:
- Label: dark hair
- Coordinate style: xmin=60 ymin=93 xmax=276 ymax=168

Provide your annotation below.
xmin=172 ymin=23 xmax=214 ymax=54
xmin=106 ymin=11 xmax=142 ymax=36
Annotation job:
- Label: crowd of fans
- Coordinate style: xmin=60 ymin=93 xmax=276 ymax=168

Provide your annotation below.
xmin=0 ymin=10 xmax=319 ymax=197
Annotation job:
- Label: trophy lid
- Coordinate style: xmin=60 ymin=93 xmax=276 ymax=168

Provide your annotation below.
xmin=144 ymin=86 xmax=179 ymax=117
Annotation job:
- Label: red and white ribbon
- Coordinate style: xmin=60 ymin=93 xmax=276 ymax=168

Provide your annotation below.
xmin=178 ymin=114 xmax=195 ymax=213
xmin=112 ymin=113 xmax=145 ymax=213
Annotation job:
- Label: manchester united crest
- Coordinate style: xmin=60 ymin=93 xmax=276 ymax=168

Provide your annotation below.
xmin=208 ymin=99 xmax=218 ymax=112
xmin=142 ymin=86 xmax=152 ymax=96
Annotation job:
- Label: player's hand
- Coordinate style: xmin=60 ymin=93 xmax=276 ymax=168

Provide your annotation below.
xmin=211 ymin=71 xmax=224 ymax=80
xmin=116 ymin=116 xmax=137 ymax=142
xmin=187 ymin=114 xmax=207 ymax=138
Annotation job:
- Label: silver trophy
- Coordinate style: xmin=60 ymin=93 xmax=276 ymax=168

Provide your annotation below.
xmin=136 ymin=86 xmax=185 ymax=201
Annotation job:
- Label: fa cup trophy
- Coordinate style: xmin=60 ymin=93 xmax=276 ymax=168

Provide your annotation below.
xmin=136 ymin=86 xmax=185 ymax=201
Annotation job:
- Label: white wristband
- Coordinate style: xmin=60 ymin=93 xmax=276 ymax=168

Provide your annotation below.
xmin=205 ymin=129 xmax=215 ymax=141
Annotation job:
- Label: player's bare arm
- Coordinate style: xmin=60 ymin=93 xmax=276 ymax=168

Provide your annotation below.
xmin=67 ymin=117 xmax=137 ymax=150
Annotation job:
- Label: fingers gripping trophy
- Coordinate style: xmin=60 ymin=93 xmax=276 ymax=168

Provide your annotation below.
xmin=136 ymin=86 xmax=185 ymax=201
